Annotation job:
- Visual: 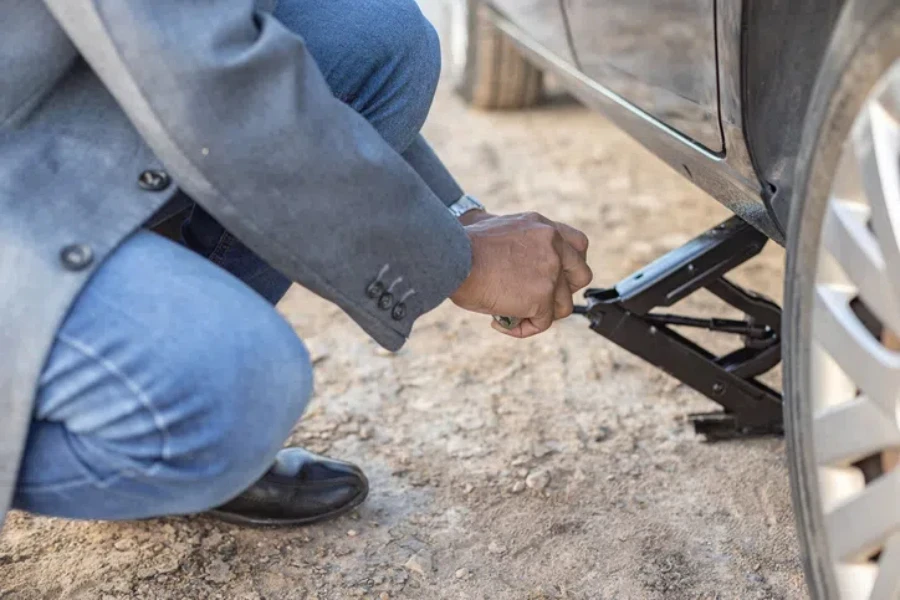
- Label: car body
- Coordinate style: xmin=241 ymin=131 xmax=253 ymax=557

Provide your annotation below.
xmin=460 ymin=0 xmax=846 ymax=243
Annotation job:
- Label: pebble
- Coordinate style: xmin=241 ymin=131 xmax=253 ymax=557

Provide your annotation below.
xmin=525 ymin=469 xmax=551 ymax=491
xmin=463 ymin=483 xmax=475 ymax=494
xmin=404 ymin=550 xmax=433 ymax=577
xmin=347 ymin=530 xmax=359 ymax=537
xmin=204 ymin=559 xmax=233 ymax=585
xmin=531 ymin=442 xmax=553 ymax=458
xmin=488 ymin=541 xmax=507 ymax=555
xmin=516 ymin=468 xmax=529 ymax=478
xmin=593 ymin=426 xmax=612 ymax=442
xmin=114 ymin=539 xmax=134 ymax=552
xmin=455 ymin=568 xmax=470 ymax=580
xmin=510 ymin=481 xmax=526 ymax=494
xmin=379 ymin=593 xmax=390 ymax=600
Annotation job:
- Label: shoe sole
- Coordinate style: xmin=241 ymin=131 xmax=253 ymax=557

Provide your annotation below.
xmin=207 ymin=488 xmax=368 ymax=528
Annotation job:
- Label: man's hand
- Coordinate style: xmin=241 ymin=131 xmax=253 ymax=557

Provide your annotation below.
xmin=451 ymin=212 xmax=592 ymax=338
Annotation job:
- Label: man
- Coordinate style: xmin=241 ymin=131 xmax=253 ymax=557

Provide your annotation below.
xmin=0 ymin=0 xmax=591 ymax=528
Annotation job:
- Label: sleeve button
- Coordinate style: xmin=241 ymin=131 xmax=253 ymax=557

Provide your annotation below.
xmin=60 ymin=244 xmax=94 ymax=271
xmin=138 ymin=169 xmax=171 ymax=191
xmin=391 ymin=303 xmax=407 ymax=321
xmin=366 ymin=281 xmax=385 ymax=299
xmin=378 ymin=292 xmax=394 ymax=310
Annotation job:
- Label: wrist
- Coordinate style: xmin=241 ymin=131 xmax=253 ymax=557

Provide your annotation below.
xmin=458 ymin=209 xmax=491 ymax=226
xmin=450 ymin=227 xmax=481 ymax=309
xmin=449 ymin=194 xmax=489 ymax=226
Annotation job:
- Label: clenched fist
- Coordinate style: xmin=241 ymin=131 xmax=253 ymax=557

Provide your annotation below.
xmin=451 ymin=212 xmax=593 ymax=338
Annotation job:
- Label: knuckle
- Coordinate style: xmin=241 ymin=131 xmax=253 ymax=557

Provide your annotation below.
xmin=534 ymin=222 xmax=557 ymax=240
xmin=575 ymin=269 xmax=593 ymax=288
xmin=576 ymin=232 xmax=590 ymax=250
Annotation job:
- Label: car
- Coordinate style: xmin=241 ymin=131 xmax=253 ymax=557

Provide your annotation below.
xmin=441 ymin=0 xmax=900 ymax=598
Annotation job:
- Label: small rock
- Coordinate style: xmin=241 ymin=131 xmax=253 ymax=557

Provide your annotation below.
xmin=593 ymin=426 xmax=612 ymax=442
xmin=488 ymin=541 xmax=507 ymax=555
xmin=358 ymin=426 xmax=373 ymax=441
xmin=531 ymin=442 xmax=553 ymax=458
xmin=463 ymin=483 xmax=475 ymax=494
xmin=392 ymin=569 xmax=410 ymax=584
xmin=379 ymin=593 xmax=391 ymax=600
xmin=409 ymin=472 xmax=430 ymax=487
xmin=114 ymin=539 xmax=135 ymax=552
xmin=455 ymin=568 xmax=470 ymax=580
xmin=525 ymin=469 xmax=551 ymax=491
xmin=510 ymin=481 xmax=526 ymax=494
xmin=347 ymin=530 xmax=359 ymax=537
xmin=136 ymin=557 xmax=180 ymax=580
xmin=307 ymin=341 xmax=330 ymax=365
xmin=516 ymin=468 xmax=529 ymax=478
xmin=404 ymin=550 xmax=433 ymax=577
xmin=205 ymin=559 xmax=233 ymax=584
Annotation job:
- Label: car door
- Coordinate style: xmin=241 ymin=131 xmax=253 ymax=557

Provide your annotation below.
xmin=563 ymin=0 xmax=723 ymax=153
xmin=490 ymin=0 xmax=576 ymax=65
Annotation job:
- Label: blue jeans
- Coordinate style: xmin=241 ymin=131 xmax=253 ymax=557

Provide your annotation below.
xmin=13 ymin=0 xmax=450 ymax=520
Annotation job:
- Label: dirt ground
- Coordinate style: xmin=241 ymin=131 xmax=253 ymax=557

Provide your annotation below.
xmin=0 ymin=29 xmax=807 ymax=600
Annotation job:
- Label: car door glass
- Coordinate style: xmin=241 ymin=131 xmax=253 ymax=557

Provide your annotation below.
xmin=565 ymin=0 xmax=723 ymax=152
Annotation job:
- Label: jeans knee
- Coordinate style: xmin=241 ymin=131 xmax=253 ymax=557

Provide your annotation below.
xmin=275 ymin=0 xmax=441 ymax=149
xmin=376 ymin=0 xmax=442 ymax=90
xmin=169 ymin=315 xmax=313 ymax=508
xmin=19 ymin=232 xmax=314 ymax=518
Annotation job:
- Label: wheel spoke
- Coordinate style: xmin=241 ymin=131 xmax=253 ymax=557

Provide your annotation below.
xmin=814 ymin=286 xmax=900 ymax=414
xmin=822 ymin=199 xmax=900 ymax=334
xmin=853 ymin=100 xmax=900 ymax=294
xmin=876 ymin=68 xmax=900 ymax=121
xmin=814 ymin=396 xmax=900 ymax=467
xmin=871 ymin=535 xmax=900 ymax=600
xmin=825 ymin=471 xmax=900 ymax=562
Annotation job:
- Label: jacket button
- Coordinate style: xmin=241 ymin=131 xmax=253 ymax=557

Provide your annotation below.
xmin=378 ymin=292 xmax=394 ymax=310
xmin=366 ymin=280 xmax=385 ymax=299
xmin=138 ymin=169 xmax=171 ymax=191
xmin=391 ymin=303 xmax=407 ymax=321
xmin=60 ymin=244 xmax=94 ymax=271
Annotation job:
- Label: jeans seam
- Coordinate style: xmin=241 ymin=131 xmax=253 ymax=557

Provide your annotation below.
xmin=55 ymin=332 xmax=172 ymax=462
xmin=207 ymin=231 xmax=236 ymax=267
xmin=16 ymin=470 xmax=129 ymax=494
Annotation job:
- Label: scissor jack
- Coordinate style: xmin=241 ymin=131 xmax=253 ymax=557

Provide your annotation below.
xmin=576 ymin=217 xmax=783 ymax=441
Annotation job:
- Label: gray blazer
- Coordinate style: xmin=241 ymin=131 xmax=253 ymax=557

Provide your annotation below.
xmin=0 ymin=0 xmax=471 ymax=527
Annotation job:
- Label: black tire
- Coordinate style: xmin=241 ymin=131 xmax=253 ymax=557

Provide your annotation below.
xmin=445 ymin=0 xmax=543 ymax=110
xmin=785 ymin=1 xmax=900 ymax=598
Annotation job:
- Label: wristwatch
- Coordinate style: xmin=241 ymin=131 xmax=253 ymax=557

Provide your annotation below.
xmin=448 ymin=194 xmax=486 ymax=219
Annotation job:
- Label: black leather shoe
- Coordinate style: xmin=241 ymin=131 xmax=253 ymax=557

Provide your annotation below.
xmin=210 ymin=448 xmax=369 ymax=527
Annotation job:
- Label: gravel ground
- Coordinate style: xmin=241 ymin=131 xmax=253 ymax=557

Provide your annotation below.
xmin=0 ymin=18 xmax=807 ymax=600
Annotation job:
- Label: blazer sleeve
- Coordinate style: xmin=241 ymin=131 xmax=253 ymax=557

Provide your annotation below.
xmin=41 ymin=0 xmax=472 ymax=351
